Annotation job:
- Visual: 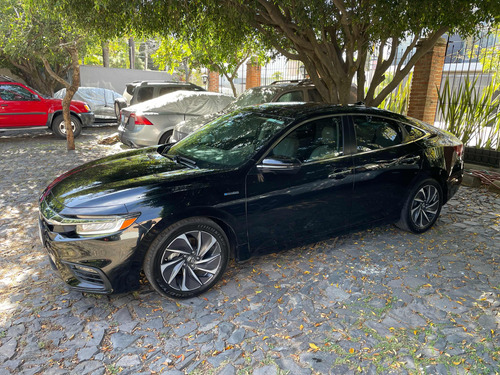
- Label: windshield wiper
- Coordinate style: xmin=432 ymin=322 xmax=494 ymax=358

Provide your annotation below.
xmin=164 ymin=154 xmax=197 ymax=169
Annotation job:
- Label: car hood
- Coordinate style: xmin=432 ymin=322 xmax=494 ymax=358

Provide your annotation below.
xmin=43 ymin=147 xmax=215 ymax=211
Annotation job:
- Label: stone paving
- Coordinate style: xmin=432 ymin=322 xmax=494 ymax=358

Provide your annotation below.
xmin=0 ymin=127 xmax=499 ymax=375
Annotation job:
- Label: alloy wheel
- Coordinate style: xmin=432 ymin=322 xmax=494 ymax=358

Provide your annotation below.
xmin=410 ymin=185 xmax=440 ymax=229
xmin=159 ymin=230 xmax=222 ymax=292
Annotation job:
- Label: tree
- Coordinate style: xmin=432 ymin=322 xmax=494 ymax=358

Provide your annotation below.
xmin=153 ymin=34 xmax=271 ymax=96
xmin=138 ymin=0 xmax=500 ymax=105
xmin=56 ymin=0 xmax=500 ymax=105
xmin=0 ymin=0 xmax=72 ymax=96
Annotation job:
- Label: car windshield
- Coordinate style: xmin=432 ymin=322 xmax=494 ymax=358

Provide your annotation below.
xmin=166 ymin=110 xmax=291 ymax=168
xmin=224 ymin=86 xmax=281 ymax=112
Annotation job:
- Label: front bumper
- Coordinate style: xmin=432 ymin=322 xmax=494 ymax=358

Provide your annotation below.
xmin=38 ymin=211 xmax=142 ymax=294
xmin=78 ymin=112 xmax=95 ymax=127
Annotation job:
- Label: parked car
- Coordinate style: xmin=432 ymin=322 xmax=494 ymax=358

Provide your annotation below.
xmin=170 ymin=79 xmax=357 ymax=142
xmin=0 ymin=76 xmax=94 ymax=138
xmin=54 ymin=87 xmax=122 ymax=123
xmin=39 ymin=103 xmax=463 ymax=298
xmin=114 ymin=80 xmax=205 ymax=120
xmin=118 ymin=90 xmax=234 ymax=147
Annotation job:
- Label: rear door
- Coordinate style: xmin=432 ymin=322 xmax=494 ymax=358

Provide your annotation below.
xmin=0 ymin=84 xmax=47 ymax=127
xmin=349 ymin=114 xmax=423 ymax=225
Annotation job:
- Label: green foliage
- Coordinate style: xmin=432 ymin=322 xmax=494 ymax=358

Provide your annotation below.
xmin=437 ymin=76 xmax=500 ymax=149
xmin=377 ymin=72 xmax=413 ymax=115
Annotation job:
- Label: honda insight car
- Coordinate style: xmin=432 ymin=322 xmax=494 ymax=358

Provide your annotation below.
xmin=39 ymin=103 xmax=463 ymax=298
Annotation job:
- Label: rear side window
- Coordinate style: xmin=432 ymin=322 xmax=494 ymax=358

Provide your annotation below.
xmin=308 ymin=89 xmax=323 ymax=102
xmin=159 ymin=87 xmax=178 ymax=96
xmin=352 ymin=115 xmax=403 ymax=152
xmin=136 ymin=87 xmax=154 ymax=103
xmin=276 ymin=90 xmax=304 ymax=102
xmin=404 ymin=124 xmax=426 ymax=142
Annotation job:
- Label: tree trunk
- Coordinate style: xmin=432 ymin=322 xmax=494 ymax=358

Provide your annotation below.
xmin=129 ymin=37 xmax=135 ymax=69
xmin=62 ymin=47 xmax=80 ymax=151
xmin=41 ymin=45 xmax=80 ymax=151
xmin=102 ymin=41 xmax=110 ymax=67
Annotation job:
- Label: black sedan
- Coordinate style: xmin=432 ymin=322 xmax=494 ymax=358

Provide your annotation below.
xmin=38 ymin=103 xmax=463 ymax=298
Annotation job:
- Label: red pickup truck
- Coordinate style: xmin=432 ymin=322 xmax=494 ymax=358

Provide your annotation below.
xmin=0 ymin=76 xmax=94 ymax=138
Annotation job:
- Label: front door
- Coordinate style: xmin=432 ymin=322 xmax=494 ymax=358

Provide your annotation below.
xmin=0 ymin=84 xmax=47 ymax=127
xmin=245 ymin=115 xmax=353 ymax=255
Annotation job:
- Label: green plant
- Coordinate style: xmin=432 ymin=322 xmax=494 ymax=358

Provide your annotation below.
xmin=378 ymin=72 xmax=413 ymax=115
xmin=437 ymin=76 xmax=500 ymax=149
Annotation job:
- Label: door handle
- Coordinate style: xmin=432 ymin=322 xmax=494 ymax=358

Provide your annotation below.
xmin=328 ymin=168 xmax=351 ymax=179
xmin=0 ymin=104 xmax=7 ymax=107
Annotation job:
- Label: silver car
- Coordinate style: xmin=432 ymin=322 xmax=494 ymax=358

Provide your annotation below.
xmin=118 ymin=90 xmax=234 ymax=147
xmin=54 ymin=87 xmax=122 ymax=123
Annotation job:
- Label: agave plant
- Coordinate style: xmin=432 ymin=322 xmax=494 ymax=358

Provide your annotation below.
xmin=437 ymin=76 xmax=500 ymax=149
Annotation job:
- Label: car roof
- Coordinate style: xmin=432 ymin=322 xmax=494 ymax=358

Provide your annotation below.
xmin=241 ymin=102 xmax=409 ymax=123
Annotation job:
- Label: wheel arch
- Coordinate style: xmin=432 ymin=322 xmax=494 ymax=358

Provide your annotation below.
xmin=133 ymin=207 xmax=243 ymax=271
xmin=49 ymin=110 xmax=83 ymax=128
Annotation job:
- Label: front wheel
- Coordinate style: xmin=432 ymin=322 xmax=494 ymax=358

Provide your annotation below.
xmin=144 ymin=217 xmax=229 ymax=298
xmin=396 ymin=178 xmax=442 ymax=233
xmin=52 ymin=114 xmax=82 ymax=139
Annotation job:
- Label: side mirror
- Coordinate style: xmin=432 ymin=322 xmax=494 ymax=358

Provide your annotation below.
xmin=31 ymin=93 xmax=40 ymax=101
xmin=257 ymin=156 xmax=301 ymax=174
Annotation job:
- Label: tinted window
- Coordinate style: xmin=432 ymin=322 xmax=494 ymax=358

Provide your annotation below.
xmin=159 ymin=87 xmax=178 ymax=96
xmin=308 ymin=89 xmax=323 ymax=102
xmin=168 ymin=111 xmax=291 ymax=168
xmin=353 ymin=115 xmax=403 ymax=152
xmin=276 ymin=90 xmax=304 ymax=102
xmin=404 ymin=124 xmax=426 ymax=142
xmin=272 ymin=117 xmax=343 ymax=162
xmin=137 ymin=87 xmax=154 ymax=103
xmin=0 ymin=84 xmax=34 ymax=101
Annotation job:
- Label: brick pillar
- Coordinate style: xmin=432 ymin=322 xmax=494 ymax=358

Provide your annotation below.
xmin=207 ymin=71 xmax=219 ymax=92
xmin=407 ymin=38 xmax=447 ymax=124
xmin=246 ymin=60 xmax=261 ymax=89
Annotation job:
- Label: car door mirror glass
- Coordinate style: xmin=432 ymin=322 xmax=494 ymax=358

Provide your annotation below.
xmin=257 ymin=156 xmax=301 ymax=174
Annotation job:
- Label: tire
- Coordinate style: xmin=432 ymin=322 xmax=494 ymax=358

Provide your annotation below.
xmin=52 ymin=114 xmax=82 ymax=139
xmin=159 ymin=130 xmax=173 ymax=144
xmin=396 ymin=178 xmax=443 ymax=234
xmin=144 ymin=217 xmax=229 ymax=298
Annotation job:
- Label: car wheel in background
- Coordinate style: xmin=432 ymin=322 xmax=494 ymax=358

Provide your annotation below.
xmin=159 ymin=130 xmax=173 ymax=144
xmin=396 ymin=178 xmax=442 ymax=234
xmin=52 ymin=114 xmax=82 ymax=139
xmin=144 ymin=217 xmax=229 ymax=298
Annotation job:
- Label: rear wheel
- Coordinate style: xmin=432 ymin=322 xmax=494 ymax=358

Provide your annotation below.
xmin=52 ymin=114 xmax=82 ymax=139
xmin=144 ymin=217 xmax=229 ymax=298
xmin=396 ymin=178 xmax=442 ymax=233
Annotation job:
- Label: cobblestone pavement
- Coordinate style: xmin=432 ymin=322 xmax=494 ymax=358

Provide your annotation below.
xmin=0 ymin=127 xmax=499 ymax=375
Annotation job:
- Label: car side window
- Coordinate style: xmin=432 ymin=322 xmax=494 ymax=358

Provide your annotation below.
xmin=159 ymin=87 xmax=177 ymax=96
xmin=308 ymin=89 xmax=323 ymax=102
xmin=0 ymin=84 xmax=34 ymax=101
xmin=352 ymin=115 xmax=403 ymax=152
xmin=276 ymin=90 xmax=304 ymax=102
xmin=137 ymin=87 xmax=154 ymax=103
xmin=271 ymin=117 xmax=343 ymax=163
xmin=404 ymin=124 xmax=426 ymax=142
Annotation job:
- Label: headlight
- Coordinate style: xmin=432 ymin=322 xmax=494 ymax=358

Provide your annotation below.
xmin=76 ymin=216 xmax=138 ymax=235
xmin=84 ymin=104 xmax=91 ymax=112
xmin=42 ymin=209 xmax=138 ymax=236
